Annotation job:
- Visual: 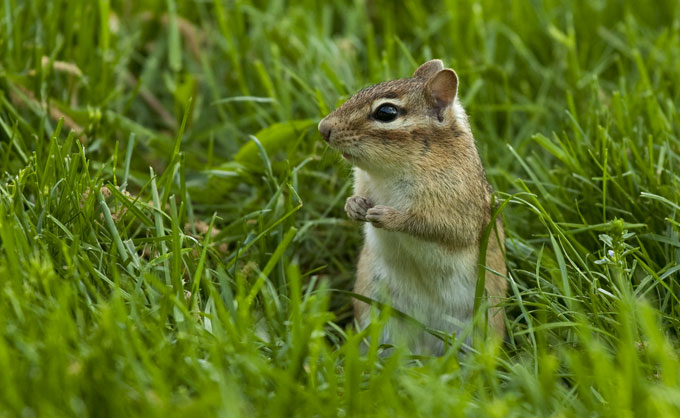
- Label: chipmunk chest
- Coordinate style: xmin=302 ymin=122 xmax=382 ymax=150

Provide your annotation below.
xmin=365 ymin=226 xmax=478 ymax=314
xmin=359 ymin=172 xmax=417 ymax=211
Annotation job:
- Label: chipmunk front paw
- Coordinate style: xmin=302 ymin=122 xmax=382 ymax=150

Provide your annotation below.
xmin=366 ymin=205 xmax=401 ymax=229
xmin=345 ymin=196 xmax=374 ymax=221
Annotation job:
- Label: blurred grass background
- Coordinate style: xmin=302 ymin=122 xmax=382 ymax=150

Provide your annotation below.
xmin=1 ymin=0 xmax=679 ymax=416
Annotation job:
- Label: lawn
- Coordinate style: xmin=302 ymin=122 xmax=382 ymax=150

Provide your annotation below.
xmin=1 ymin=0 xmax=679 ymax=416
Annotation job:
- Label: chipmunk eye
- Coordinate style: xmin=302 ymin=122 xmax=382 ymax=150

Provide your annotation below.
xmin=373 ymin=104 xmax=399 ymax=122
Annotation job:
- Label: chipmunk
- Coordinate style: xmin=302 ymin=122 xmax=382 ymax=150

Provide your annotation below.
xmin=318 ymin=59 xmax=507 ymax=355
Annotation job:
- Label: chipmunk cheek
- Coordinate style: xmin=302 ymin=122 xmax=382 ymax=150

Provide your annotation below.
xmin=366 ymin=129 xmax=407 ymax=146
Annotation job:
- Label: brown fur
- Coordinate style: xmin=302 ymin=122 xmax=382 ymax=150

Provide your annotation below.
xmin=485 ymin=218 xmax=507 ymax=336
xmin=353 ymin=245 xmax=373 ymax=322
xmin=320 ymin=59 xmax=508 ymax=344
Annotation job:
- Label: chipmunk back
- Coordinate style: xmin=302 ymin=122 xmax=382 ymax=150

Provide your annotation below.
xmin=318 ymin=59 xmax=507 ymax=355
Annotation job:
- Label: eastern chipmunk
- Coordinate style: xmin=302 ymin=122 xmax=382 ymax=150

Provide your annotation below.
xmin=318 ymin=59 xmax=507 ymax=355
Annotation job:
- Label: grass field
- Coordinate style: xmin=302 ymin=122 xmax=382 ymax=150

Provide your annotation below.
xmin=1 ymin=0 xmax=680 ymax=416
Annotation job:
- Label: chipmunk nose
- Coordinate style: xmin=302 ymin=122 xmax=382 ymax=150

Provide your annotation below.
xmin=318 ymin=118 xmax=332 ymax=142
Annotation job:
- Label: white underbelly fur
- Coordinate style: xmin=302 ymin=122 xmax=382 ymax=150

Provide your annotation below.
xmin=361 ymin=223 xmax=478 ymax=355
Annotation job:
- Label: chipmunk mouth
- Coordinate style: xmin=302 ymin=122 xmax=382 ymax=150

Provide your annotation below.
xmin=328 ymin=143 xmax=355 ymax=160
xmin=339 ymin=149 xmax=361 ymax=163
xmin=327 ymin=141 xmax=362 ymax=164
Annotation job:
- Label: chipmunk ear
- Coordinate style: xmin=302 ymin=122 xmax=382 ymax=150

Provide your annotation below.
xmin=425 ymin=69 xmax=458 ymax=108
xmin=413 ymin=59 xmax=444 ymax=80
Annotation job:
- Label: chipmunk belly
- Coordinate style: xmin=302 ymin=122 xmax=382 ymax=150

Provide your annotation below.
xmin=362 ymin=223 xmax=478 ymax=353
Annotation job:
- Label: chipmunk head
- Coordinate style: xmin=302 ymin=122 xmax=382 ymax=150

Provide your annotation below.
xmin=318 ymin=59 xmax=471 ymax=173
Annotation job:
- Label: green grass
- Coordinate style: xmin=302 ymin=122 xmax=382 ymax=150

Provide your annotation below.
xmin=1 ymin=0 xmax=680 ymax=416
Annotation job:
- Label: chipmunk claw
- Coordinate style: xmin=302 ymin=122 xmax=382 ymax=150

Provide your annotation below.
xmin=366 ymin=205 xmax=396 ymax=228
xmin=345 ymin=196 xmax=373 ymax=221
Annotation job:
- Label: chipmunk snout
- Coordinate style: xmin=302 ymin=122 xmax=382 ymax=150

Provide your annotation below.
xmin=318 ymin=118 xmax=332 ymax=142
